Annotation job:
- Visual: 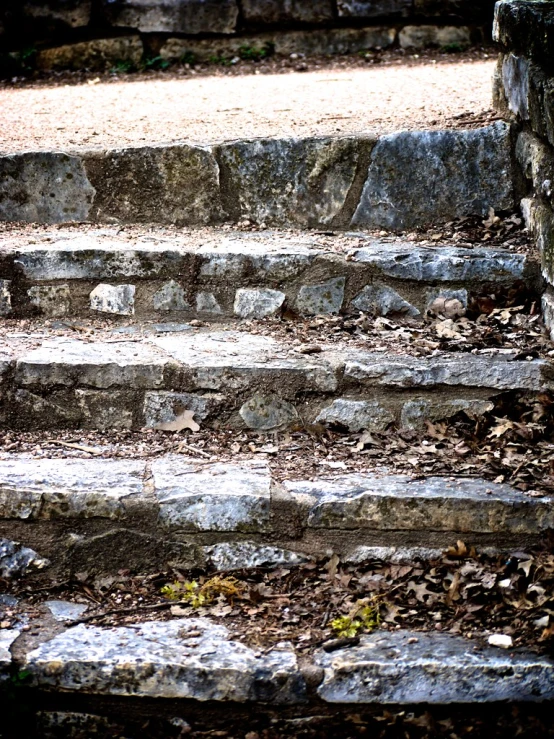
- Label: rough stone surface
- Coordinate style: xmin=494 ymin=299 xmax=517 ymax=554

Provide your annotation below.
xmin=152 ymin=457 xmax=271 ymax=532
xmin=494 ymin=0 xmax=554 ymax=69
xmin=337 ymin=0 xmax=411 ymax=18
xmin=204 ymin=542 xmax=307 ymax=570
xmin=344 ymin=352 xmax=552 ymax=391
xmin=28 ymin=284 xmax=71 ymax=318
xmin=15 ymin=339 xmax=169 ymax=388
xmin=25 ymin=618 xmax=306 ymax=703
xmin=241 ymin=0 xmax=333 ymax=23
xmin=0 ymin=280 xmax=11 ymax=316
xmin=0 ymin=628 xmax=19 ymax=678
xmin=399 ymin=25 xmax=471 ymax=49
xmin=152 ymin=280 xmax=190 ymax=312
xmin=516 ymin=130 xmax=554 ymax=207
xmin=351 ymin=284 xmax=420 ymax=316
xmin=0 ymin=457 xmax=146 ymax=520
xmin=400 ymin=397 xmax=494 ymax=430
xmin=75 ymin=389 xmax=135 ymax=430
xmin=216 ymin=137 xmax=374 ymax=227
xmin=296 ymin=277 xmax=345 ymax=315
xmin=102 ymin=0 xmax=238 ymax=34
xmin=84 ymin=145 xmax=222 ymax=226
xmin=352 ymin=123 xmax=514 ymax=230
xmin=198 ymin=238 xmax=313 ymax=280
xmin=234 ymin=288 xmax=286 ymax=319
xmin=143 ymin=391 xmax=219 ymax=428
xmin=425 ymin=287 xmax=468 ymax=313
xmin=352 ymin=241 xmax=526 ymax=282
xmin=90 ymin=284 xmax=135 ymax=315
xmin=0 ymin=537 xmax=49 ymax=578
xmin=239 ymin=393 xmax=298 ymax=430
xmin=196 ymin=291 xmax=222 ymax=314
xmin=19 ymin=0 xmax=92 ymax=30
xmin=345 ymin=546 xmax=444 ymax=564
xmin=500 ymin=52 xmax=531 ymax=119
xmin=543 ymin=289 xmax=554 ymax=341
xmin=45 ymin=600 xmax=88 ymax=623
xmin=36 ymin=36 xmax=143 ymax=72
xmin=315 ymin=630 xmax=554 ymax=703
xmin=0 ymin=153 xmax=95 ymax=224
xmin=284 ymin=474 xmax=554 ymax=533
xmin=316 ymin=398 xmax=394 ymax=432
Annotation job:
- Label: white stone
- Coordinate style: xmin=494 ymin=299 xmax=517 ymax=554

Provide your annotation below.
xmin=351 ymin=284 xmax=419 ymax=317
xmin=233 ymin=288 xmax=285 ymax=319
xmin=488 ymin=634 xmax=513 ymax=649
xmin=196 ymin=291 xmax=222 ymax=314
xmin=90 ymin=284 xmax=135 ymax=315
xmin=152 ymin=280 xmax=189 ymax=311
xmin=46 ymin=601 xmax=88 ymax=623
xmin=28 ymin=284 xmax=71 ymax=317
xmin=296 ymin=277 xmax=345 ymax=315
xmin=143 ymin=391 xmax=220 ymax=428
xmin=239 ymin=393 xmax=298 ymax=430
xmin=0 ymin=629 xmax=19 ymax=678
xmin=316 ymin=398 xmax=394 ymax=432
xmin=204 ymin=542 xmax=307 ymax=570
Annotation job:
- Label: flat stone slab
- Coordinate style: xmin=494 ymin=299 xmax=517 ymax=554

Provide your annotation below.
xmin=283 ymin=474 xmax=554 ymax=533
xmin=315 ymin=630 xmax=554 ymax=703
xmin=25 ymin=618 xmax=306 ymax=703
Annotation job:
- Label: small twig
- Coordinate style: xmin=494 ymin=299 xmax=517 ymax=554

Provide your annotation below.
xmin=49 ymin=441 xmax=103 ymax=455
xmin=321 ymin=601 xmax=333 ymax=629
xmin=175 ymin=442 xmax=211 ymax=458
xmin=71 ymin=600 xmax=183 ymax=626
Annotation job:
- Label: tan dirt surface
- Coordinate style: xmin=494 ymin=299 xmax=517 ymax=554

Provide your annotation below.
xmin=0 ymin=57 xmax=496 ymax=153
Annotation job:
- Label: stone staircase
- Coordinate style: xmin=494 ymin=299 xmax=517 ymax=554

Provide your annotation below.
xmin=1 ymin=17 xmax=554 ymax=739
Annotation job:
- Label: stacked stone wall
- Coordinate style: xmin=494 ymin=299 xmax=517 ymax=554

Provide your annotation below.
xmin=0 ymin=0 xmax=494 ymax=73
xmin=493 ymin=0 xmax=554 ymax=337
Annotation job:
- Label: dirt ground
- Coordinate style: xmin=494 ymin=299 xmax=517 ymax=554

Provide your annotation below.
xmin=0 ymin=52 xmax=497 ymax=153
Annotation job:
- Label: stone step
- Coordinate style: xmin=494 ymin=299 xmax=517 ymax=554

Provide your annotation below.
xmin=1 ymin=455 xmax=551 ymax=578
xmin=0 ymin=324 xmax=550 ymax=431
xmin=2 ymin=620 xmax=553 ymax=713
xmin=0 ymin=228 xmax=534 ymax=321
xmin=0 ymin=124 xmax=513 ymax=230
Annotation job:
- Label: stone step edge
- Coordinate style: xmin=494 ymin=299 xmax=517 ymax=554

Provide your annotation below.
xmin=0 ymin=457 xmax=551 ymax=576
xmin=2 ymin=620 xmax=553 ymax=705
xmin=0 ymin=235 xmax=533 ymax=320
xmin=0 ymin=122 xmax=514 ymax=231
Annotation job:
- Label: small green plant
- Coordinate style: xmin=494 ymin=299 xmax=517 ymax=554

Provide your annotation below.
xmin=161 ymin=580 xmax=207 ymax=608
xmin=161 ymin=575 xmax=244 ymax=608
xmin=180 ymin=51 xmax=197 ymax=66
xmin=441 ymin=43 xmax=467 ymax=53
xmin=111 ymin=59 xmax=136 ymax=74
xmin=209 ymin=54 xmax=232 ymax=66
xmin=142 ymin=55 xmax=171 ymax=71
xmin=238 ymin=42 xmax=274 ymax=62
xmin=331 ymin=599 xmax=381 ymax=638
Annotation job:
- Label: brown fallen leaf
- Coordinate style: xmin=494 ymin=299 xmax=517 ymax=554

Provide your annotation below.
xmin=154 ymin=409 xmax=200 ymax=433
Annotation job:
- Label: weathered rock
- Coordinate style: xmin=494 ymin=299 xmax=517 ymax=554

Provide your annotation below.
xmin=494 ymin=0 xmax=554 ymax=69
xmin=25 ymin=618 xmax=306 ymax=703
xmin=19 ymin=0 xmax=92 ymax=30
xmin=0 ymin=280 xmax=11 ymax=316
xmin=315 ymin=398 xmax=394 ymax=432
xmin=75 ymin=389 xmax=134 ymax=430
xmin=516 ymin=130 xmax=554 ymax=206
xmin=198 ymin=238 xmax=314 ymax=280
xmin=283 ymin=474 xmax=554 ymax=533
xmin=425 ymin=288 xmax=468 ymax=315
xmin=196 ymin=291 xmax=222 ymax=314
xmin=352 ymin=123 xmax=514 ymax=230
xmin=204 ymin=541 xmax=308 ymax=570
xmin=216 ymin=136 xmax=375 ymax=227
xmin=152 ymin=280 xmax=190 ymax=312
xmin=399 ymin=25 xmax=471 ymax=49
xmin=337 ymin=0 xmax=411 ymax=18
xmin=143 ymin=390 xmax=220 ymax=427
xmin=352 ymin=241 xmax=526 ymax=283
xmin=351 ymin=284 xmax=419 ymax=317
xmin=152 ymin=457 xmax=271 ymax=532
xmin=84 ymin=144 xmax=222 ymax=226
xmin=234 ymin=288 xmax=285 ymax=319
xmin=345 ymin=545 xmax=444 ymax=564
xmin=521 ymin=199 xmax=554 ymax=284
xmin=15 ymin=339 xmax=169 ymax=388
xmin=241 ymin=0 xmax=333 ymax=23
xmin=239 ymin=393 xmax=298 ymax=430
xmin=400 ymin=397 xmax=494 ymax=430
xmin=344 ymin=351 xmax=552 ymax=391
xmin=315 ymin=630 xmax=554 ymax=703
xmin=102 ymin=0 xmax=239 ymax=34
xmin=36 ymin=36 xmax=143 ymax=72
xmin=11 ymin=388 xmax=82 ymax=427
xmin=0 ymin=628 xmax=19 ymax=678
xmin=0 ymin=457 xmax=146 ymax=520
xmin=0 ymin=153 xmax=95 ymax=224
xmin=0 ymin=537 xmax=49 ymax=578
xmin=499 ymin=52 xmax=531 ymax=119
xmin=296 ymin=277 xmax=345 ymax=315
xmin=543 ymin=288 xmax=554 ymax=341
xmin=90 ymin=284 xmax=135 ymax=315
xmin=28 ymin=284 xmax=71 ymax=318
xmin=45 ymin=600 xmax=88 ymax=623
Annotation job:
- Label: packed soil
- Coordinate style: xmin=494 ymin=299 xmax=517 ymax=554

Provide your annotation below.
xmin=0 ymin=51 xmax=497 ymax=153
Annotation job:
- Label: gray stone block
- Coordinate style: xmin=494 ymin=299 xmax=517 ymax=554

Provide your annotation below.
xmin=28 ymin=284 xmax=71 ymax=318
xmin=239 ymin=393 xmax=298 ymax=430
xmin=203 ymin=541 xmax=307 ymax=570
xmin=500 ymin=53 xmax=530 ymax=120
xmin=400 ymin=397 xmax=493 ymax=430
xmin=0 ymin=153 xmax=95 ymax=224
xmin=352 ymin=123 xmax=514 ymax=230
xmin=399 ymin=25 xmax=471 ymax=49
xmin=152 ymin=457 xmax=271 ymax=532
xmin=494 ymin=0 xmax=554 ymax=68
xmin=25 ymin=618 xmax=306 ymax=703
xmin=102 ymin=0 xmax=238 ymax=34
xmin=516 ymin=130 xmax=554 ymax=206
xmin=36 ymin=36 xmax=143 ymax=71
xmin=199 ymin=239 xmax=313 ymax=280
xmin=337 ymin=0 xmax=411 ymax=18
xmin=75 ymin=389 xmax=135 ymax=430
xmin=241 ymin=0 xmax=333 ymax=24
xmin=152 ymin=280 xmax=190 ymax=312
xmin=351 ymin=284 xmax=419 ymax=317
xmin=316 ymin=398 xmax=394 ymax=432
xmin=316 ymin=630 xmax=554 ymax=703
xmin=45 ymin=601 xmax=88 ymax=623
xmin=296 ymin=277 xmax=345 ymax=315
xmin=234 ymin=288 xmax=285 ymax=319
xmin=90 ymin=284 xmax=135 ymax=315
xmin=216 ymin=136 xmax=375 ymax=227
xmin=143 ymin=390 xmax=220 ymax=427
xmin=0 ymin=537 xmax=48 ymax=579
xmin=84 ymin=144 xmax=222 ymax=226
xmin=196 ymin=291 xmax=222 ymax=314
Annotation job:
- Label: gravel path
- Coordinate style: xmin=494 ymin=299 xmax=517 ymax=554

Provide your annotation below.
xmin=0 ymin=59 xmax=495 ymax=153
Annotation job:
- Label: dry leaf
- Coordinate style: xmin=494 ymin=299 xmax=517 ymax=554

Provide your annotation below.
xmin=154 ymin=409 xmax=200 ymax=432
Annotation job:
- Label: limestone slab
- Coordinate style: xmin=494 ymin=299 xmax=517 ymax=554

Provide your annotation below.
xmin=0 ymin=537 xmax=49 ymax=578
xmin=241 ymin=0 xmax=333 ymax=23
xmin=316 ymin=398 xmax=393 ymax=432
xmin=152 ymin=457 xmax=271 ymax=532
xmin=152 ymin=280 xmax=190 ymax=312
xmin=0 ymin=457 xmax=146 ymax=520
xmin=203 ymin=541 xmax=307 ymax=570
xmin=316 ymin=630 xmax=554 ymax=703
xmin=283 ymin=474 xmax=554 ymax=533
xmin=399 ymin=25 xmax=471 ymax=49
xmin=15 ymin=339 xmax=170 ymax=388
xmin=102 ymin=0 xmax=239 ymax=34
xmin=352 ymin=123 xmax=514 ymax=229
xmin=337 ymin=0 xmax=411 ymax=17
xmin=351 ymin=284 xmax=419 ymax=316
xmin=296 ymin=277 xmax=345 ymax=315
xmin=198 ymin=239 xmax=314 ymax=280
xmin=25 ymin=618 xmax=306 ymax=703
xmin=28 ymin=285 xmax=71 ymax=318
xmin=239 ymin=393 xmax=298 ymax=430
xmin=234 ymin=288 xmax=285 ymax=319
